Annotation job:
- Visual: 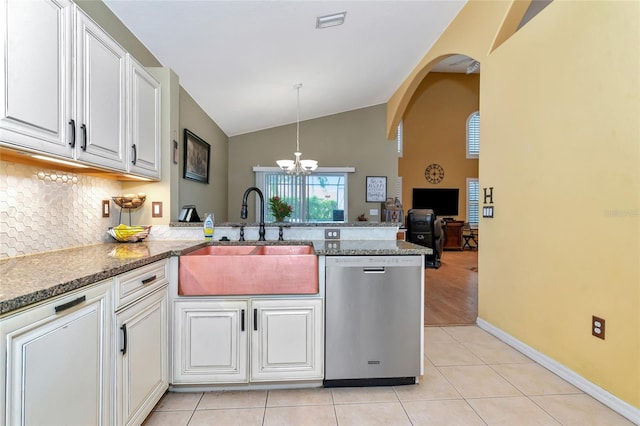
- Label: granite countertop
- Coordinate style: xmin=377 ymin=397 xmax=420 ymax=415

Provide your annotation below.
xmin=0 ymin=240 xmax=203 ymax=316
xmin=170 ymin=221 xmax=400 ymax=228
xmin=0 ymin=239 xmax=430 ymax=316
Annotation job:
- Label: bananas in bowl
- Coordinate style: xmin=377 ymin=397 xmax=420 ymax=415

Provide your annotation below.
xmin=108 ymin=224 xmax=151 ymax=243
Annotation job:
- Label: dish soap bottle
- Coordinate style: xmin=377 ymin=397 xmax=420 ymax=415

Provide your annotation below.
xmin=203 ymin=213 xmax=214 ymax=239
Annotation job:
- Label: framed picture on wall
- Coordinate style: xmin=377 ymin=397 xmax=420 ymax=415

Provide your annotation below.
xmin=183 ymin=129 xmax=210 ymax=183
xmin=366 ymin=176 xmax=387 ymax=202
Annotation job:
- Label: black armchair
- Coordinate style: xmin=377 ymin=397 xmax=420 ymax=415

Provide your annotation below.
xmin=406 ymin=209 xmax=444 ymax=268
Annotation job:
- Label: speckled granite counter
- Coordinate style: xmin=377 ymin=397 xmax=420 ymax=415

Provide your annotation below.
xmin=0 ymin=239 xmax=430 ymax=316
xmin=0 ymin=241 xmax=203 ymax=316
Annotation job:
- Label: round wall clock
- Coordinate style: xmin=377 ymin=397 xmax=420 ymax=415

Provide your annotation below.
xmin=425 ymin=163 xmax=445 ymax=184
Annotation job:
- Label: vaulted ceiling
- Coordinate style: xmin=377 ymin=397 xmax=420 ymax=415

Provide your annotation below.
xmin=103 ymin=1 xmax=467 ymax=137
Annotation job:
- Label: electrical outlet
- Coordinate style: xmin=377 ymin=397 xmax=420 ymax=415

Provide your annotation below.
xmin=325 ymin=241 xmax=340 ymax=250
xmin=592 ymin=316 xmax=605 ymax=340
xmin=324 ymin=229 xmax=340 ymax=239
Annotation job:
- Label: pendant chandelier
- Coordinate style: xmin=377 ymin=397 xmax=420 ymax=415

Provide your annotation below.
xmin=276 ymin=83 xmax=318 ymax=175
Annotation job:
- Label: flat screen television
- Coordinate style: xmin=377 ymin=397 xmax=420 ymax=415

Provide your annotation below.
xmin=412 ymin=188 xmax=459 ymax=217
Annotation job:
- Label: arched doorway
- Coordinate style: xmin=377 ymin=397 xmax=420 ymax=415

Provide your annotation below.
xmin=398 ymin=54 xmax=480 ymax=325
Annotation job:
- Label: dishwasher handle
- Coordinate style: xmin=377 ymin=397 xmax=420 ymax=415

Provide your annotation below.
xmin=363 ymin=267 xmax=386 ymax=273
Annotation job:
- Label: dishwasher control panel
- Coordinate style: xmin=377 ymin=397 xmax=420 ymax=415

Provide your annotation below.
xmin=326 ymin=255 xmax=422 ymax=267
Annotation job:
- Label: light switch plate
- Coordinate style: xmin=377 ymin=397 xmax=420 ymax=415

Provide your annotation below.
xmin=102 ymin=200 xmax=109 ymax=217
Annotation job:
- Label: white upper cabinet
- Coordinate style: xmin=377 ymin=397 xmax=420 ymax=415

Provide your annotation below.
xmin=74 ymin=8 xmax=127 ymax=171
xmin=1 ymin=0 xmax=161 ymax=179
xmin=0 ymin=0 xmax=74 ymax=157
xmin=128 ymin=57 xmax=161 ymax=179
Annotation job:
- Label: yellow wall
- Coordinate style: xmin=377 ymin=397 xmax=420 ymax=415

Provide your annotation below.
xmin=401 ymin=73 xmax=479 ymax=220
xmin=390 ymin=0 xmax=640 ymax=410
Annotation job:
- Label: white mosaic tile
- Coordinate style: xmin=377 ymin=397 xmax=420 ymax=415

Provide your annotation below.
xmin=0 ymin=161 xmax=121 ymax=258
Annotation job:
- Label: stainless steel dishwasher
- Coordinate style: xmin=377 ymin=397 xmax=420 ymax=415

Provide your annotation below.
xmin=324 ymin=255 xmax=423 ymax=387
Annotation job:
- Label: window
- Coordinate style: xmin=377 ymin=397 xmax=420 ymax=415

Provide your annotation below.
xmin=467 ymin=178 xmax=479 ymax=228
xmin=255 ymin=170 xmax=349 ymax=222
xmin=466 ymin=111 xmax=479 ymax=158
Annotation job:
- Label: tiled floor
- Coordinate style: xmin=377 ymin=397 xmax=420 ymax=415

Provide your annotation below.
xmin=143 ymin=326 xmax=634 ymax=426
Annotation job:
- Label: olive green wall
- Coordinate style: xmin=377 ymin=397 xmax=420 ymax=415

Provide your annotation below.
xmin=179 ymin=89 xmax=229 ymax=222
xmin=401 ymin=73 xmax=479 ymax=220
xmin=228 ymin=104 xmax=398 ymax=222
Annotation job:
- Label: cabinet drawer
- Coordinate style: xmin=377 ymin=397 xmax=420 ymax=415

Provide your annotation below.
xmin=114 ymin=260 xmax=167 ymax=310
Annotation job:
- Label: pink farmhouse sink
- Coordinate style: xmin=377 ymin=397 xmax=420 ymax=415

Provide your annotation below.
xmin=179 ymin=245 xmax=318 ymax=295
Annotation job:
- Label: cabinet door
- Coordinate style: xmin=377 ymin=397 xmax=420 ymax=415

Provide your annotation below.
xmin=250 ymin=299 xmax=323 ymax=382
xmin=74 ymin=9 xmax=127 ymax=171
xmin=173 ymin=300 xmax=248 ymax=384
xmin=115 ymin=285 xmax=168 ymax=426
xmin=128 ymin=57 xmax=161 ymax=179
xmin=1 ymin=281 xmax=111 ymax=426
xmin=0 ymin=0 xmax=74 ymax=157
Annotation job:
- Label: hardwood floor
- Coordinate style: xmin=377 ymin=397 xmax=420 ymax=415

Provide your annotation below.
xmin=424 ymin=250 xmax=478 ymax=326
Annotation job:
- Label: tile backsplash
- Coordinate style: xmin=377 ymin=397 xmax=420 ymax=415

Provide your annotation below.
xmin=0 ymin=160 xmax=121 ymax=258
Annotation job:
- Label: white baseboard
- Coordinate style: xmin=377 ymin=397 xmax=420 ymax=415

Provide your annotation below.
xmin=476 ymin=318 xmax=640 ymax=425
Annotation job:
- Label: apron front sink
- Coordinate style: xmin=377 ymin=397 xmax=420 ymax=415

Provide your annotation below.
xmin=179 ymin=244 xmax=318 ymax=295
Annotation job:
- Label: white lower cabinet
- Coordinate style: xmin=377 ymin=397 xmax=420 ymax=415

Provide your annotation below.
xmin=115 ymin=287 xmax=168 ymax=425
xmin=251 ymin=299 xmax=323 ymax=381
xmin=173 ymin=300 xmax=248 ymax=383
xmin=1 ymin=281 xmax=112 ymax=426
xmin=114 ymin=260 xmax=169 ymax=426
xmin=173 ymin=298 xmax=323 ymax=385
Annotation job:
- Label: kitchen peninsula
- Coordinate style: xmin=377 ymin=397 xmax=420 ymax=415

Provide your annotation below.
xmin=0 ymin=223 xmax=430 ymax=425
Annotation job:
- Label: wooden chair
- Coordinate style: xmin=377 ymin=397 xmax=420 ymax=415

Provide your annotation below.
xmin=462 ymin=223 xmax=478 ymax=250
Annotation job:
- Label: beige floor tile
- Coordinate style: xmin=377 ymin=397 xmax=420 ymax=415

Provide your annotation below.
xmin=394 ymin=365 xmax=462 ymax=401
xmin=335 ymin=402 xmax=411 ymax=426
xmin=152 ymin=392 xmax=202 ymax=411
xmin=530 ymin=394 xmax=636 ymax=425
xmin=467 ymin=396 xmax=561 ymax=425
xmin=331 ymin=386 xmax=399 ymax=404
xmin=263 ymin=404 xmax=337 ymax=426
xmin=197 ymin=390 xmax=267 ymax=410
xmin=267 ymin=387 xmax=334 ymax=407
xmin=189 ymin=407 xmax=265 ymax=426
xmin=402 ymin=399 xmax=486 ymax=426
xmin=491 ymin=363 xmax=582 ymax=396
xmin=141 ymin=410 xmax=192 ymax=426
xmin=439 ymin=365 xmax=522 ymax=398
xmin=425 ymin=340 xmax=484 ymax=366
xmin=425 ymin=326 xmax=457 ymax=343
xmin=462 ymin=340 xmax=532 ymax=364
xmin=443 ymin=325 xmax=498 ymax=344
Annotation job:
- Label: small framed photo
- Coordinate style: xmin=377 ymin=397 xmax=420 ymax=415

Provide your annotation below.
xmin=183 ymin=129 xmax=210 ymax=183
xmin=366 ymin=176 xmax=387 ymax=202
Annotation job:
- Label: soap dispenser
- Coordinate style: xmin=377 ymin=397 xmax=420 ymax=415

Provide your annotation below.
xmin=203 ymin=213 xmax=214 ymax=239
